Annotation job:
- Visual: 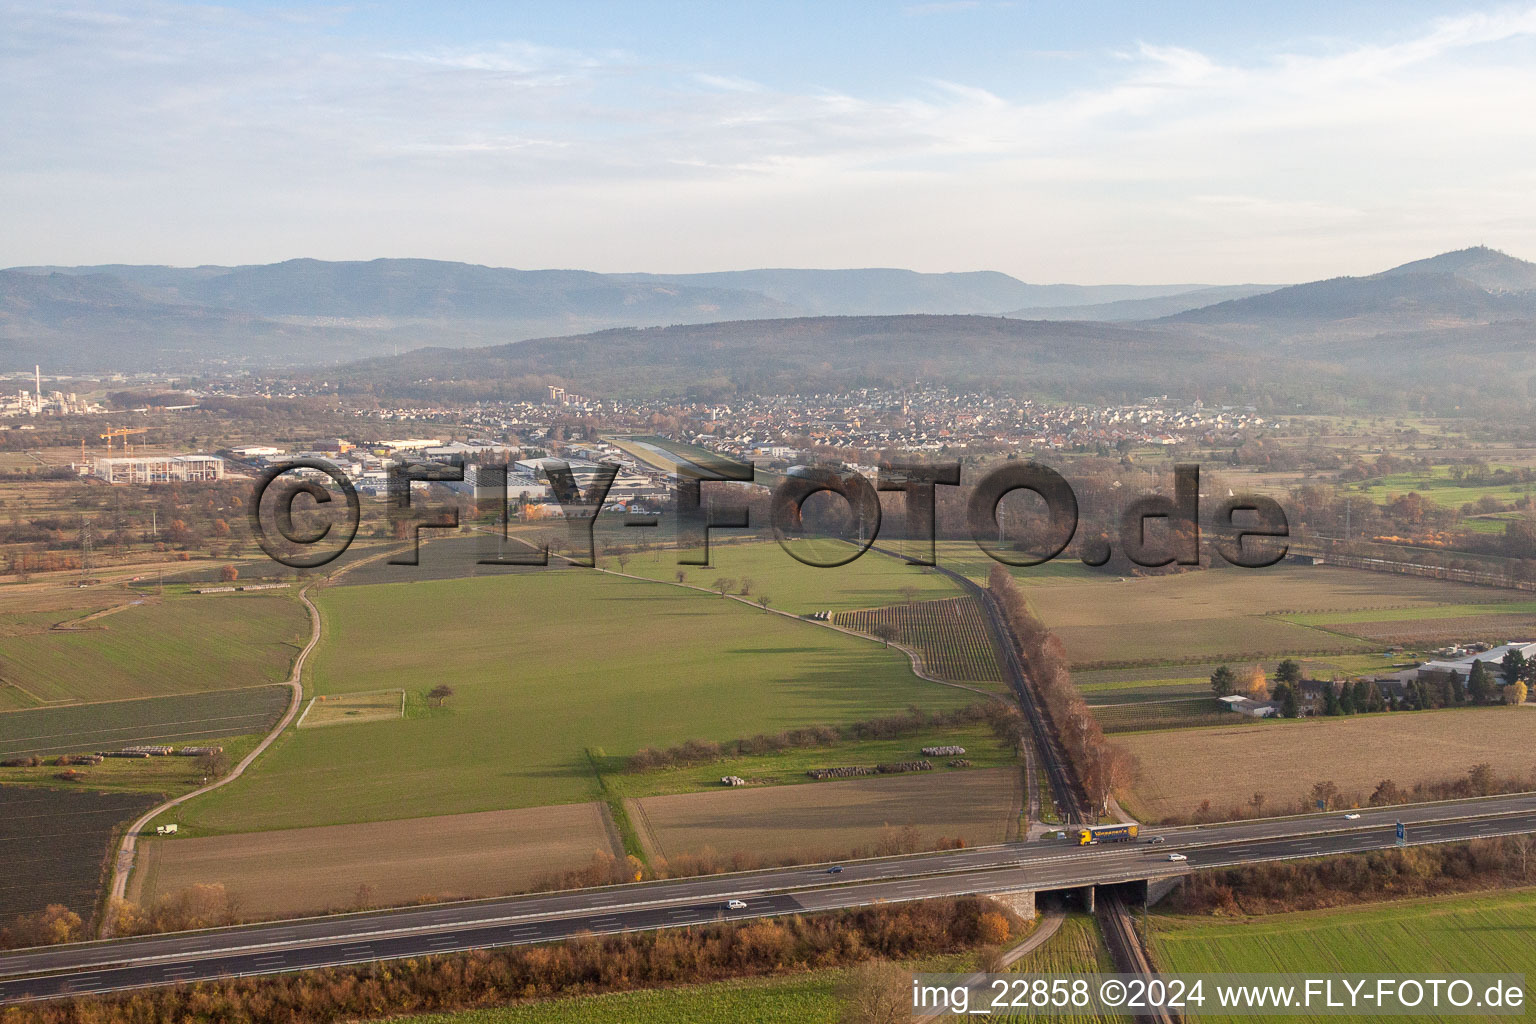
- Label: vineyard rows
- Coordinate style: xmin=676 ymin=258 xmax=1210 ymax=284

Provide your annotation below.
xmin=834 ymin=597 xmax=1003 ymax=684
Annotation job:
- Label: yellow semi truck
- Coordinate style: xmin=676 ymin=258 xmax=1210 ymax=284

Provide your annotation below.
xmin=1078 ymin=823 xmax=1137 ymax=845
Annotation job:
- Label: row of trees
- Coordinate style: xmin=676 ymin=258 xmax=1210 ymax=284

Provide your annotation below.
xmin=626 ymin=704 xmax=995 ymax=772
xmin=1171 ymin=835 xmax=1535 ymax=917
xmin=3 ymin=898 xmax=1019 ymax=1024
xmin=1171 ymin=762 xmax=1532 ymax=826
xmin=0 ymin=882 xmax=245 ymax=951
xmin=989 ymin=565 xmax=1138 ymax=816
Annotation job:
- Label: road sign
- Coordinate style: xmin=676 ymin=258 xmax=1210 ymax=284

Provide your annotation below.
xmin=1396 ymin=820 xmax=1405 ymax=846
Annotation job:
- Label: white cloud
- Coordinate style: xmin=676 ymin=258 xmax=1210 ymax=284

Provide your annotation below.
xmin=6 ymin=2 xmax=1536 ymax=281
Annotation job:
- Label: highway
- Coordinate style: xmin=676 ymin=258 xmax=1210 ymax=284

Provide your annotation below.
xmin=3 ymin=794 xmax=1535 ymax=1004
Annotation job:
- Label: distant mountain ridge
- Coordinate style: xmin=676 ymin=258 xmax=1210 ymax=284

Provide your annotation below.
xmin=1007 ymin=284 xmax=1280 ymax=322
xmin=333 ymin=246 xmax=1536 ymax=410
xmin=612 ymin=268 xmax=1209 ymax=316
xmin=0 ymin=258 xmax=1235 ymax=369
xmin=1163 ymin=247 xmax=1536 ymax=338
xmin=6 ymin=249 xmax=1536 ymax=406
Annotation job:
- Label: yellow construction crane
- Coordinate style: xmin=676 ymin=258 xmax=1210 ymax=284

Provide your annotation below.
xmin=99 ymin=426 xmax=148 ymax=458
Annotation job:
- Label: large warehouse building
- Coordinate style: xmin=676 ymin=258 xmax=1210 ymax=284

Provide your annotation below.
xmin=91 ymin=454 xmax=226 ymax=484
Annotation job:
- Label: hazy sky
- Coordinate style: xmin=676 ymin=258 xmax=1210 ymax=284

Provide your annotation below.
xmin=5 ymin=1 xmax=1536 ymax=282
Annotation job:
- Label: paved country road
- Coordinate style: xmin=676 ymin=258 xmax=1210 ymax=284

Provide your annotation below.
xmin=4 ymin=794 xmax=1534 ymax=1004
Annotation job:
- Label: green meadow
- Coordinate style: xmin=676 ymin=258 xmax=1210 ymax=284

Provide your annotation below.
xmin=174 ymin=568 xmax=977 ymax=833
xmin=613 ymin=538 xmax=962 ymax=615
xmin=0 ymin=593 xmax=309 ymax=709
xmin=385 ymin=972 xmax=842 ymax=1024
xmin=1155 ymin=889 xmax=1536 ymax=1023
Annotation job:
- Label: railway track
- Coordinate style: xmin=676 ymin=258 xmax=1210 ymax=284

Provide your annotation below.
xmin=1098 ymin=890 xmax=1180 ymax=1024
xmin=904 ymin=552 xmax=1175 ymax=1015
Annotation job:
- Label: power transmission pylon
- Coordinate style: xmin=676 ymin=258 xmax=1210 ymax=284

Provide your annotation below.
xmin=78 ymin=514 xmax=94 ymax=585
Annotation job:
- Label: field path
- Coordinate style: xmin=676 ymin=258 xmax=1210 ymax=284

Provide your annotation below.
xmin=99 ymin=584 xmax=323 ymax=936
xmin=915 ymin=906 xmax=1067 ymax=1020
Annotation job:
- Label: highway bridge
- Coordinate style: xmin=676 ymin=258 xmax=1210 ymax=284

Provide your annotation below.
xmin=3 ymin=794 xmax=1534 ymax=1004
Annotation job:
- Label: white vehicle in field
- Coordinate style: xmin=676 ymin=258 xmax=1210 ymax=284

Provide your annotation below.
xmin=726 ymin=899 xmax=748 ymax=910
xmin=155 ymin=824 xmax=178 ymax=835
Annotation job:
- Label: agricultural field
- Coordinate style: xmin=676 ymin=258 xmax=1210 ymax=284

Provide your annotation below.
xmin=1009 ymin=913 xmax=1117 ymax=974
xmin=0 ymin=785 xmax=158 ymax=922
xmin=1091 ymin=698 xmax=1234 ymax=734
xmin=328 ymin=535 xmax=534 ymax=587
xmin=997 ymin=913 xmax=1124 ymax=1023
xmin=0 ymin=685 xmax=290 ymax=758
xmin=1119 ymin=707 xmax=1536 ymax=822
xmin=0 ymin=733 xmax=262 ymax=795
xmin=615 ymin=538 xmax=961 ymax=616
xmin=626 ymin=767 xmax=1023 ymax=864
xmin=297 ymin=689 xmax=403 ymax=729
xmin=1304 ymin=612 xmax=1536 ymax=647
xmin=833 ymin=596 xmax=1004 ymax=687
xmin=0 ymin=590 xmax=308 ymax=709
xmin=603 ymin=723 xmax=1015 ymax=800
xmin=929 ymin=540 xmax=1106 ymax=585
xmin=1154 ymin=889 xmax=1536 ymax=1023
xmin=131 ymin=803 xmax=623 ymax=920
xmin=1051 ymin=616 xmax=1372 ymax=669
xmin=1025 ymin=565 xmax=1511 ymax=632
xmin=1077 ymin=672 xmax=1210 ymax=705
xmin=1016 ymin=565 xmax=1511 ymax=670
xmin=1351 ymin=467 xmax=1536 ymax=508
xmin=171 ymin=570 xmax=977 ymax=834
xmin=385 ymin=973 xmax=844 ymax=1024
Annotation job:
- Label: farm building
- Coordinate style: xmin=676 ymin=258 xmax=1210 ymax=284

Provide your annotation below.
xmin=1414 ymin=642 xmax=1536 ymax=682
xmin=1216 ymin=694 xmax=1280 ymax=718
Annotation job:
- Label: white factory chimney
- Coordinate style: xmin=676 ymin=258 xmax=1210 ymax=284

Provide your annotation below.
xmin=34 ymin=366 xmax=41 ymax=415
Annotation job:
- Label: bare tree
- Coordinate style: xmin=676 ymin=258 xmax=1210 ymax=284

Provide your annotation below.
xmin=899 ymin=584 xmax=919 ymax=604
xmin=196 ymin=750 xmax=231 ymax=780
xmin=838 ymin=960 xmax=910 ymax=1024
xmin=1512 ymin=835 xmax=1533 ymax=880
xmin=428 ymin=684 xmax=455 ymax=707
xmin=757 ymin=594 xmax=772 ymax=613
xmin=871 ymin=622 xmax=898 ymax=648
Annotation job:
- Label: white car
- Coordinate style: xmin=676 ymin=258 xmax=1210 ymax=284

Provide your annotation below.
xmin=726 ymin=899 xmax=748 ymax=910
xmin=1343 ymin=813 xmax=1361 ymax=820
xmin=1166 ymin=853 xmax=1188 ymax=862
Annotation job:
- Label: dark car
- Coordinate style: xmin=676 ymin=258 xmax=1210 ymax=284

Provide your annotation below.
xmin=827 ymin=865 xmax=844 ymax=873
xmin=1147 ymin=836 xmax=1166 ymax=844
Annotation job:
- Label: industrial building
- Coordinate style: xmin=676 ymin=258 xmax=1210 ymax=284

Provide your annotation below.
xmin=91 ymin=454 xmax=226 ymax=484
